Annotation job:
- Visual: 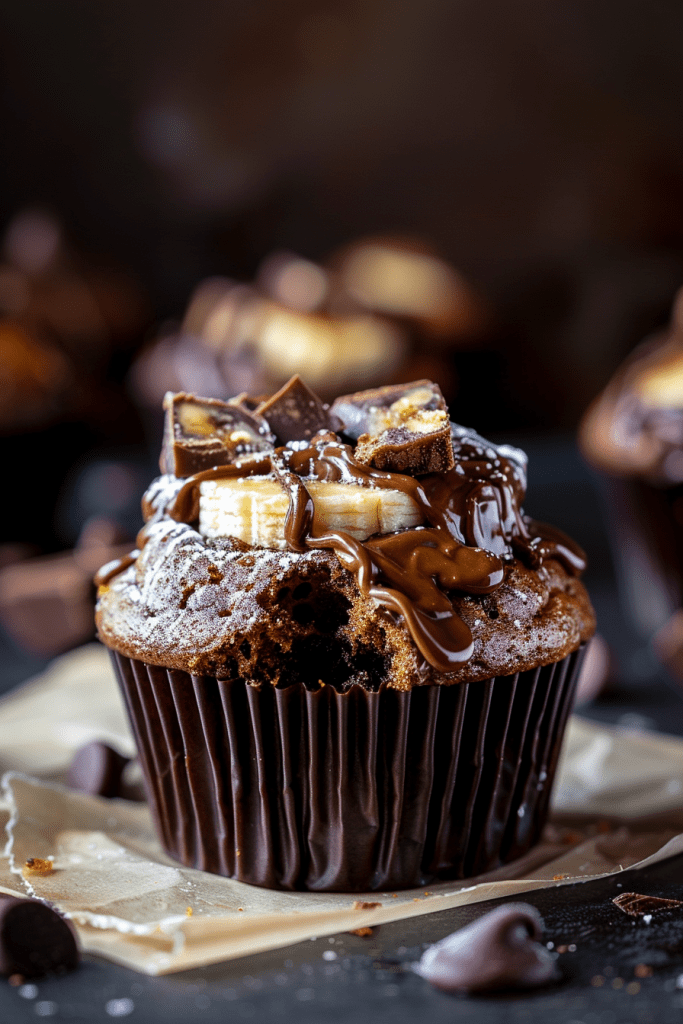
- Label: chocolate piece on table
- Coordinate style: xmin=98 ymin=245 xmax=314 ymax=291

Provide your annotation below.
xmin=256 ymin=374 xmax=340 ymax=444
xmin=160 ymin=392 xmax=274 ymax=477
xmin=612 ymin=892 xmax=683 ymax=916
xmin=331 ymin=379 xmax=448 ymax=438
xmin=416 ymin=904 xmax=559 ymax=994
xmin=0 ymin=540 xmax=131 ymax=658
xmin=331 ymin=380 xmax=454 ymax=475
xmin=67 ymin=741 xmax=130 ymax=799
xmin=0 ymin=895 xmax=79 ymax=977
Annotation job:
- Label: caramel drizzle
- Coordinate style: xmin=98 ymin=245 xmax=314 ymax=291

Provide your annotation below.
xmin=152 ymin=437 xmax=585 ymax=673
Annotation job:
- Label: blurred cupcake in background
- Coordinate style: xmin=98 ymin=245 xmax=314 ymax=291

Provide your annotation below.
xmin=330 ymin=235 xmax=490 ymax=343
xmin=0 ymin=207 xmax=148 ymax=436
xmin=129 ymin=237 xmax=491 ymax=428
xmin=579 ymin=287 xmax=683 ymax=678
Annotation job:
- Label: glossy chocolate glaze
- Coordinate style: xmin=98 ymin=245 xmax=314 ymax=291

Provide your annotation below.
xmin=141 ymin=431 xmax=585 ymax=673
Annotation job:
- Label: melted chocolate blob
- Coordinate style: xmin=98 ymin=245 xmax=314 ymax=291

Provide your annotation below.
xmin=417 ymin=903 xmax=559 ymax=993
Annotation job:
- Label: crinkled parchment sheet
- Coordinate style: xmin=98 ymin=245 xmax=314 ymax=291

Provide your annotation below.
xmin=0 ymin=644 xmax=682 ymax=975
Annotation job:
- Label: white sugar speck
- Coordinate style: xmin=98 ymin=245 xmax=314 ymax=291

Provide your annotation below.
xmin=642 ymin=914 xmax=653 ymax=924
xmin=323 ymin=950 xmax=337 ymax=961
xmin=105 ymin=998 xmax=135 ymax=1017
xmin=18 ymin=985 xmax=38 ymax=999
xmin=34 ymin=1004 xmax=57 ymax=1017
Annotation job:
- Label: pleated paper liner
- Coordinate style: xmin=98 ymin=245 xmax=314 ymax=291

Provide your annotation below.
xmin=110 ymin=646 xmax=585 ymax=892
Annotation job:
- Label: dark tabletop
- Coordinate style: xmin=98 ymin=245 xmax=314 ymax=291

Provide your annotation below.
xmin=1 ymin=435 xmax=683 ymax=1022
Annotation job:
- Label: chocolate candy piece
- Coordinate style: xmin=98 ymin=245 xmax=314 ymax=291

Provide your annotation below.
xmin=332 ymin=380 xmax=454 ymax=475
xmin=256 ymin=375 xmax=340 ymax=445
xmin=0 ymin=896 xmax=79 ymax=978
xmin=67 ymin=742 xmax=130 ymax=798
xmin=160 ymin=392 xmax=274 ymax=477
xmin=0 ymin=541 xmax=131 ymax=658
xmin=613 ymin=892 xmax=683 ymax=916
xmin=416 ymin=903 xmax=559 ymax=993
xmin=331 ymin=380 xmax=448 ymax=438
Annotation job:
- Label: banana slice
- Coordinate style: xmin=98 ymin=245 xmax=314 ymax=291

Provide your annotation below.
xmin=199 ymin=476 xmax=424 ymax=548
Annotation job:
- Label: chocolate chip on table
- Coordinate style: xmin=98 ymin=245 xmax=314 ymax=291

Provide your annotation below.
xmin=67 ymin=741 xmax=130 ymax=799
xmin=416 ymin=903 xmax=560 ymax=994
xmin=331 ymin=380 xmax=455 ymax=475
xmin=160 ymin=392 xmax=274 ymax=477
xmin=0 ymin=896 xmax=79 ymax=978
xmin=256 ymin=375 xmax=341 ymax=445
xmin=612 ymin=892 xmax=683 ymax=916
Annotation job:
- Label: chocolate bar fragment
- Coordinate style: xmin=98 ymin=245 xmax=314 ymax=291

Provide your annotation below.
xmin=67 ymin=741 xmax=130 ymax=799
xmin=0 ymin=542 xmax=131 ymax=657
xmin=0 ymin=896 xmax=79 ymax=977
xmin=331 ymin=381 xmax=454 ymax=475
xmin=256 ymin=375 xmax=340 ymax=445
xmin=612 ymin=892 xmax=683 ymax=916
xmin=160 ymin=392 xmax=275 ymax=477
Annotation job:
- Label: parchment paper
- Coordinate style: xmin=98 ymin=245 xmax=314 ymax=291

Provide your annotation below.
xmin=0 ymin=644 xmax=682 ymax=975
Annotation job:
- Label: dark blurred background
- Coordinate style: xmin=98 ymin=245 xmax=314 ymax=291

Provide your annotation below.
xmin=4 ymin=1 xmax=683 ymax=408
xmin=2 ymin=0 xmax=683 ymax=707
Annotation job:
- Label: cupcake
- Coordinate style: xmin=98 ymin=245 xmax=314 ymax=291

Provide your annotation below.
xmin=579 ymin=288 xmax=683 ymax=645
xmin=97 ymin=375 xmax=595 ymax=891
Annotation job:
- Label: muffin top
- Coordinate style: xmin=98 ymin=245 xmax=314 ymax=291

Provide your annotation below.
xmin=96 ymin=376 xmax=595 ymax=688
xmin=580 ymin=288 xmax=683 ymax=486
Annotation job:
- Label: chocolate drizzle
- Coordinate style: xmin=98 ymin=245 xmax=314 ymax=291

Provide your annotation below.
xmin=153 ymin=433 xmax=585 ymax=673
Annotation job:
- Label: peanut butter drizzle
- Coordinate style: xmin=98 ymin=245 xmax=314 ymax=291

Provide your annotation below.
xmin=154 ymin=435 xmax=585 ymax=673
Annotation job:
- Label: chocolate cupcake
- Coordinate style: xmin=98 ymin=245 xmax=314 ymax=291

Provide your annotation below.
xmin=579 ymin=288 xmax=683 ymax=647
xmin=97 ymin=376 xmax=594 ymax=891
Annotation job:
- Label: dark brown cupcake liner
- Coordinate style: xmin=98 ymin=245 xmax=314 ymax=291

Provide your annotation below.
xmin=109 ymin=647 xmax=585 ymax=892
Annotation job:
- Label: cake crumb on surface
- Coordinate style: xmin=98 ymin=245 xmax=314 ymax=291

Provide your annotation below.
xmin=22 ymin=857 xmax=53 ymax=877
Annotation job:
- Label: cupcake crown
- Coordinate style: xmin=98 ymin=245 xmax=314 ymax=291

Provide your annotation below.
xmin=97 ymin=376 xmax=590 ymax=676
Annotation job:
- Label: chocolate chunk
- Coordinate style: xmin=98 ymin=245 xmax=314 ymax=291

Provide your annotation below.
xmin=332 ymin=380 xmax=454 ymax=475
xmin=67 ymin=742 xmax=130 ymax=799
xmin=0 ymin=541 xmax=131 ymax=658
xmin=416 ymin=904 xmax=559 ymax=993
xmin=160 ymin=392 xmax=275 ymax=477
xmin=256 ymin=375 xmax=340 ymax=444
xmin=0 ymin=896 xmax=79 ymax=977
xmin=331 ymin=381 xmax=453 ymax=475
xmin=331 ymin=380 xmax=449 ymax=439
xmin=612 ymin=892 xmax=683 ymax=916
